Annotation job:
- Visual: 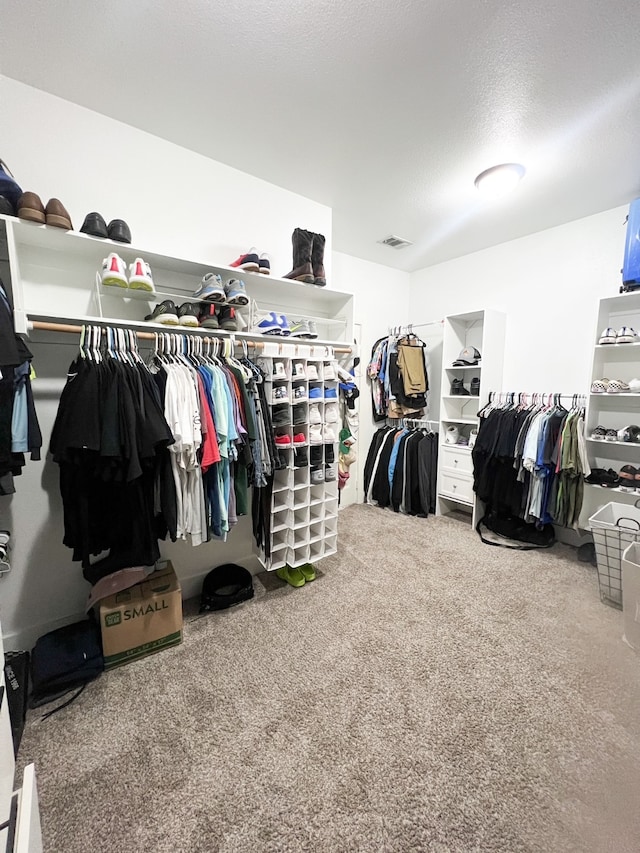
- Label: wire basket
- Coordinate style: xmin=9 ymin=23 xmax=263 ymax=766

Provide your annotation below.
xmin=589 ymin=500 xmax=640 ymax=609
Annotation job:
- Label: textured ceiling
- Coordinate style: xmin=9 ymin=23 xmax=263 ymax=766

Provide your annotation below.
xmin=3 ymin=0 xmax=640 ymax=271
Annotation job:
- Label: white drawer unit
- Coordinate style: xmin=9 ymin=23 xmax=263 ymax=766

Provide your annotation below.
xmin=441 ymin=446 xmax=473 ymax=475
xmin=438 ymin=470 xmax=474 ymax=505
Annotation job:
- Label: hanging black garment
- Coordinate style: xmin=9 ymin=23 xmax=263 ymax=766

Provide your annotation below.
xmin=370 ymin=430 xmax=398 ymax=508
xmin=391 ymin=432 xmax=411 ymax=512
xmin=363 ymin=427 xmax=393 ymax=496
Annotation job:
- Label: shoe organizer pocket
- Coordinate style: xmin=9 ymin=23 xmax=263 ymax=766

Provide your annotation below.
xmin=293 ymin=467 xmax=310 ymax=489
xmin=323 ymin=535 xmax=338 ymax=557
xmin=273 ymin=468 xmax=292 ymax=493
xmin=272 ymin=508 xmax=292 ymax=533
xmin=289 ymin=545 xmax=310 ymax=567
xmin=324 ymin=497 xmax=339 ymax=517
xmin=309 ymin=484 xmax=325 ymax=505
xmin=271 ymin=529 xmax=292 ymax=552
xmin=310 ymin=502 xmax=324 ymax=523
xmin=324 ymin=516 xmax=338 ymax=536
xmin=293 ymin=488 xmax=309 ymax=510
xmin=309 ymin=540 xmax=324 ymax=562
xmin=272 ymin=491 xmax=293 ymax=513
xmin=270 ymin=554 xmax=287 ymax=572
xmin=293 ymin=506 xmax=310 ymax=528
xmin=309 ymin=521 xmax=324 ymax=542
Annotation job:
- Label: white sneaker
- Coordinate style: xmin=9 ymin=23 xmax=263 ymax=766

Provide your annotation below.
xmin=292 ymin=361 xmax=306 ymax=379
xmin=101 ymin=253 xmax=128 ymax=288
xmin=323 ymin=424 xmax=337 ymax=443
xmin=629 ymin=378 xmax=640 ymax=393
xmin=273 ymin=361 xmax=287 ymax=380
xmin=324 ymin=402 xmax=338 ymax=423
xmin=617 ymin=326 xmax=638 ymax=344
xmin=128 ymin=258 xmax=155 ymax=292
xmin=598 ymin=327 xmax=617 ymax=345
xmin=306 ymin=363 xmax=319 ymax=381
xmin=323 ymin=362 xmax=337 ymax=380
xmin=309 ymin=424 xmax=323 ymax=445
xmin=309 ymin=403 xmax=322 ymax=424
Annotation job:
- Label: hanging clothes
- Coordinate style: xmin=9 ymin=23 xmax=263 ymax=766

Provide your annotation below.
xmin=367 ymin=332 xmax=429 ymax=420
xmin=364 ymin=425 xmax=439 ymax=516
xmin=472 ymin=395 xmax=589 ymax=529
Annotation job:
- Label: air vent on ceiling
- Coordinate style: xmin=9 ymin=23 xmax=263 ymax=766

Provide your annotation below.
xmin=377 ymin=234 xmax=413 ymax=249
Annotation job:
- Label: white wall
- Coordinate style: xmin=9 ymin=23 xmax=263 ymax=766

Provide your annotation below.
xmin=410 ymin=206 xmax=628 ymax=403
xmin=0 ymin=78 xmax=336 ymax=649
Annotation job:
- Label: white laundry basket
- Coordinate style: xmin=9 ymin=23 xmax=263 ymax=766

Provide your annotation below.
xmin=622 ymin=542 xmax=640 ymax=651
xmin=588 ymin=501 xmax=640 ymax=609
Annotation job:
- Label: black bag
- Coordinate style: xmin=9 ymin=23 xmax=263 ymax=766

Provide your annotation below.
xmin=4 ymin=650 xmax=29 ymax=755
xmin=477 ymin=510 xmax=555 ymax=550
xmin=0 ymin=160 xmax=22 ymax=208
xmin=30 ymin=618 xmax=104 ymax=717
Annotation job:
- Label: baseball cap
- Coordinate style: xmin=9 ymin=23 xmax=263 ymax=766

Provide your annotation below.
xmin=452 ymin=346 xmax=481 ymax=366
xmin=200 ymin=563 xmax=254 ymax=612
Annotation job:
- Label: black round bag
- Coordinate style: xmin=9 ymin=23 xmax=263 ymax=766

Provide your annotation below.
xmin=199 ymin=563 xmax=254 ymax=612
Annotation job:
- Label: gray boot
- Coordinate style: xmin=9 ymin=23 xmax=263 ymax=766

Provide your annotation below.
xmin=283 ymin=228 xmax=314 ymax=284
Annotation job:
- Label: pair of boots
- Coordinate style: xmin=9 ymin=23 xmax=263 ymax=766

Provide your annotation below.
xmin=283 ymin=228 xmax=326 ymax=287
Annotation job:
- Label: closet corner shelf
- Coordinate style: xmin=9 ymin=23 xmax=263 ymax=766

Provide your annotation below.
xmin=445 ymin=365 xmax=482 ymax=372
xmin=586 ymin=438 xmax=639 ymax=447
xmin=589 ymin=392 xmax=640 ymax=397
xmin=441 ymin=417 xmax=478 ymax=425
xmin=441 ymin=395 xmax=480 ymax=401
xmin=585 ymin=482 xmax=638 ymax=496
xmin=594 ymin=342 xmax=640 ymax=349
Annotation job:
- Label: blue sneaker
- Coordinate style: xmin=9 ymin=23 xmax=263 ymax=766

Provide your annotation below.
xmin=324 ymin=387 xmax=337 ymax=399
xmin=277 ymin=314 xmax=291 ymax=336
xmin=194 ymin=273 xmax=226 ymax=303
xmin=224 ymin=278 xmax=249 ymax=306
xmin=254 ymin=311 xmax=282 ymax=335
xmin=309 ymin=386 xmax=323 ymax=400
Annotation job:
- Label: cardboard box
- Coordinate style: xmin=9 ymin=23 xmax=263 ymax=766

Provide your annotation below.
xmin=98 ymin=561 xmax=183 ymax=670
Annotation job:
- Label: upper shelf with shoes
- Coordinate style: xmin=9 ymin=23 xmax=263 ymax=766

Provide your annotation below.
xmin=0 ymin=215 xmax=354 ymax=345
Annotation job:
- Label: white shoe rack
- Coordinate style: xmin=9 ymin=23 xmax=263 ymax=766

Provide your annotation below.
xmin=257 ymin=347 xmax=340 ymax=570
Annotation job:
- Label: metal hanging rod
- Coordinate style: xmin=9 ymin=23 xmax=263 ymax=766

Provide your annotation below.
xmin=488 ymin=390 xmax=587 ymax=405
xmin=28 ymin=320 xmax=354 ymax=354
xmin=388 ymin=320 xmax=443 ymax=335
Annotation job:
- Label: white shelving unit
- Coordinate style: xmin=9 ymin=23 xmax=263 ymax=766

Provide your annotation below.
xmin=582 ymin=291 xmax=640 ymax=524
xmin=436 ymin=308 xmax=505 ymax=527
xmin=1 ymin=214 xmax=354 ymax=348
xmin=256 ymin=352 xmax=339 ymax=570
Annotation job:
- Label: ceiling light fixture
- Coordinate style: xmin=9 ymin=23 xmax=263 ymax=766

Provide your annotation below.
xmin=474 ymin=163 xmax=526 ymax=199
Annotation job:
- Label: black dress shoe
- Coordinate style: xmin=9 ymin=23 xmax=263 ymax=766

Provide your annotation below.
xmin=0 ymin=195 xmax=15 ymax=216
xmin=107 ymin=219 xmax=131 ymax=243
xmin=80 ymin=212 xmax=108 ymax=238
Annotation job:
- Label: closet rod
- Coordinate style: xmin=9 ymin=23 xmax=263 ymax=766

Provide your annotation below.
xmin=28 ymin=320 xmax=354 ymax=354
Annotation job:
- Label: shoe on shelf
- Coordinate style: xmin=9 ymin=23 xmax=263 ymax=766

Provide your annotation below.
xmin=294 ymin=447 xmax=309 ymax=468
xmin=450 ymin=378 xmax=470 ymax=396
xmin=607 ymin=379 xmax=630 ymax=393
xmin=324 ymin=387 xmax=337 ymax=399
xmin=275 ymin=433 xmax=292 ymax=448
xmin=272 ymin=384 xmax=289 ymax=405
xmin=306 ymin=363 xmax=319 ymax=381
xmin=598 ymin=327 xmax=617 ymax=345
xmin=310 ymin=446 xmax=323 ymax=466
xmin=325 ymin=463 xmax=337 ymax=481
xmin=230 ymin=248 xmax=259 ymax=272
xmin=619 ymin=465 xmax=638 ymax=492
xmin=195 ymin=273 xmax=226 ymax=303
xmin=224 ymin=278 xmax=249 ymax=306
xmin=289 ymin=318 xmax=312 ymax=338
xmin=276 ymin=565 xmax=306 ymax=587
xmin=307 ymin=319 xmax=318 ymax=339
xmin=272 ymin=404 xmax=291 ymax=427
xmin=0 ymin=196 xmax=15 ymax=216
xmin=283 ymin=228 xmax=314 ymax=283
xmin=107 ymin=219 xmax=131 ymax=243
xmin=618 ymin=425 xmax=640 ymax=443
xmin=198 ymin=303 xmax=219 ymax=328
xmin=80 ymin=212 xmax=108 ymax=239
xmin=325 ymin=444 xmax=335 ymax=464
xmin=617 ymin=326 xmax=638 ymax=344
xmin=218 ymin=305 xmax=238 ymax=331
xmin=309 ymin=386 xmax=323 ymax=400
xmin=178 ymin=302 xmax=199 ymax=327
xmin=292 ymin=403 xmax=307 ymax=424
xmin=309 ymin=403 xmax=322 ymax=424
xmin=101 ymin=253 xmax=128 ymax=288
xmin=310 ymin=466 xmax=325 ymax=484
xmin=293 ymin=432 xmax=306 ymax=446
xmin=258 ymin=253 xmax=271 ymax=275
xmin=470 ymin=377 xmax=480 ymax=396
xmin=17 ymin=191 xmax=45 ymax=224
xmin=590 ymin=425 xmax=607 ymax=440
xmin=312 ymin=233 xmax=326 ymax=287
xmin=145 ymin=300 xmax=179 ymax=325
xmin=277 ymin=314 xmax=291 ymax=336
xmin=309 ymin=424 xmax=323 ymax=445
xmin=590 ymin=379 xmax=610 ymax=393
xmin=275 ymin=451 xmax=288 ymax=470
xmin=629 ymin=378 xmax=640 ymax=393
xmin=292 ymin=360 xmax=306 ymax=379
xmin=44 ymin=197 xmax=71 ymax=230
xmin=323 ymin=362 xmax=336 ymax=380
xmin=273 ymin=361 xmax=287 ymax=380
xmin=324 ymin=402 xmax=338 ymax=423
xmin=254 ymin=311 xmax=282 ymax=335
xmin=293 ymin=383 xmax=308 ymax=402
xmin=299 ymin=562 xmax=316 ymax=581
xmin=323 ymin=424 xmax=337 ymax=443
xmin=128 ymin=258 xmax=155 ymax=292
xmin=585 ymin=468 xmax=620 ymax=488
xmin=605 ymin=429 xmax=618 ymax=442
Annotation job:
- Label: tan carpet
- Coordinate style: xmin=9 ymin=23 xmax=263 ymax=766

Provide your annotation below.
xmin=16 ymin=505 xmax=640 ymax=852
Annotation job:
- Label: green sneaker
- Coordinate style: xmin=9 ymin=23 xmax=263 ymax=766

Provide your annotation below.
xmin=299 ymin=563 xmax=316 ymax=582
xmin=276 ymin=566 xmax=306 ymax=588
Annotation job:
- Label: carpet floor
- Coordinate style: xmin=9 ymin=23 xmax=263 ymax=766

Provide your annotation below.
xmin=17 ymin=505 xmax=640 ymax=853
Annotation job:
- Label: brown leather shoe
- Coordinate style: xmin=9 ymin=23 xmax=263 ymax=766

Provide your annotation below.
xmin=17 ymin=191 xmax=46 ymax=224
xmin=45 ymin=198 xmax=73 ymax=230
